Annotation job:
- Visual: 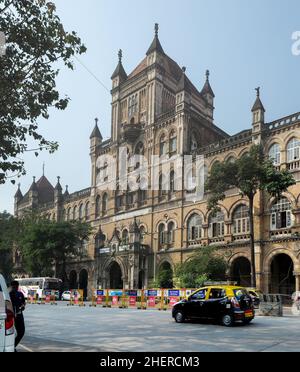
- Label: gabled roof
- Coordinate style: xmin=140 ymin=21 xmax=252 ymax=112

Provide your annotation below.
xmin=36 ymin=176 xmax=54 ymax=204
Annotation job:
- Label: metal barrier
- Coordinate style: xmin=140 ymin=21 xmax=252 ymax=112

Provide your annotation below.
xmin=259 ymin=294 xmax=283 ymax=317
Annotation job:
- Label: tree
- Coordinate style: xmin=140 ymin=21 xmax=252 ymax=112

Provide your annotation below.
xmin=175 ymin=246 xmax=228 ymax=288
xmin=19 ymin=215 xmax=91 ymax=277
xmin=0 ymin=0 xmax=86 ymax=184
xmin=205 ymin=145 xmax=296 ymax=288
xmin=0 ymin=211 xmax=18 ymax=280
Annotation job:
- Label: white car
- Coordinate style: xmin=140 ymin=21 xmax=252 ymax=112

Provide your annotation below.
xmin=0 ymin=274 xmax=15 ymax=352
xmin=61 ymin=291 xmax=81 ymax=301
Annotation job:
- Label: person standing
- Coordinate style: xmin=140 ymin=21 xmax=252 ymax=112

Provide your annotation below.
xmin=9 ymin=280 xmax=26 ymax=351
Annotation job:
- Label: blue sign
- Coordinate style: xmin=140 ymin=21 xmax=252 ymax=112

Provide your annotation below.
xmin=109 ymin=290 xmax=123 ymax=296
xmin=168 ymin=290 xmax=180 ymax=297
xmin=127 ymin=290 xmax=138 ymax=297
xmin=147 ymin=290 xmax=158 ymax=296
xmin=97 ymin=290 xmax=104 ymax=296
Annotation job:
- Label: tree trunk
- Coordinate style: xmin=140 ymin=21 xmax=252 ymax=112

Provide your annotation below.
xmin=248 ymin=196 xmax=257 ymax=288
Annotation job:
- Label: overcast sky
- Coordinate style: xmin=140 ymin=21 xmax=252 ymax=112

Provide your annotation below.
xmin=1 ymin=0 xmax=300 ymax=213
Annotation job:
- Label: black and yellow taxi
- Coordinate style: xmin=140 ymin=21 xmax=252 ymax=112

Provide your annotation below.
xmin=172 ymin=286 xmax=255 ymax=327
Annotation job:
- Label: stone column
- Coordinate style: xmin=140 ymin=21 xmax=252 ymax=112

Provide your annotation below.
xmin=294 ymin=272 xmax=300 ymax=292
xmin=263 ymin=272 xmax=271 ymax=294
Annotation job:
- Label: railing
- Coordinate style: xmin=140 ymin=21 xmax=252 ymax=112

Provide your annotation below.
xmin=270 ymin=229 xmax=292 ymax=239
xmin=232 ymin=234 xmax=250 ymax=242
xmin=287 ymin=161 xmax=300 ymax=171
xmin=268 ymin=112 xmax=300 ymax=131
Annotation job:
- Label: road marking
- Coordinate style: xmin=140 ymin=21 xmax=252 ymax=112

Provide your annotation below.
xmin=19 ymin=343 xmax=34 ymax=352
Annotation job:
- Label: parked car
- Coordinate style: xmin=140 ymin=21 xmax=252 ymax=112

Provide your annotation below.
xmin=172 ymin=286 xmax=255 ymax=327
xmin=246 ymin=288 xmax=264 ymax=308
xmin=0 ymin=274 xmax=15 ymax=352
xmin=61 ymin=291 xmax=81 ymax=301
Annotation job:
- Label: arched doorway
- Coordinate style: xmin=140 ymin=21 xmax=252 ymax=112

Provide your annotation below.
xmin=69 ymin=270 xmax=77 ymax=290
xmin=270 ymin=254 xmax=295 ymax=295
xmin=231 ymin=257 xmax=251 ymax=287
xmin=158 ymin=262 xmax=173 ymax=289
xmin=109 ymin=262 xmax=123 ymax=289
xmin=79 ymin=269 xmax=88 ymax=300
xmin=138 ymin=270 xmax=145 ymax=289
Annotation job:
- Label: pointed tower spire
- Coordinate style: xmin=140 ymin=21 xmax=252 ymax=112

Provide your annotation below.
xmin=29 ymin=176 xmax=38 ymax=192
xmin=111 ymin=49 xmax=127 ymax=81
xmin=55 ymin=176 xmax=62 ymax=192
xmin=64 ymin=185 xmax=69 ymax=197
xmin=90 ymin=118 xmax=103 ymax=141
xmin=201 ymin=69 xmax=215 ymax=98
xmin=251 ymin=87 xmax=265 ymax=112
xmin=14 ymin=183 xmax=23 ymax=200
xmin=146 ymin=23 xmax=164 ymax=56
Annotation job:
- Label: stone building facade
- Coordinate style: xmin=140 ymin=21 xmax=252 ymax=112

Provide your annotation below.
xmin=14 ymin=25 xmax=300 ymax=297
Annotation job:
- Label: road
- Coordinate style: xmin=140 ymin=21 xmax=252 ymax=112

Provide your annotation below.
xmin=18 ymin=302 xmax=300 ymax=352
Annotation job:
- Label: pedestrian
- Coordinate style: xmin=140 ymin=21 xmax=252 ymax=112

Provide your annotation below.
xmin=9 ymin=280 xmax=26 ymax=351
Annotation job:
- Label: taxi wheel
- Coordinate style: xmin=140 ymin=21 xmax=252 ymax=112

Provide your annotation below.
xmin=174 ymin=311 xmax=185 ymax=323
xmin=221 ymin=314 xmax=234 ymax=327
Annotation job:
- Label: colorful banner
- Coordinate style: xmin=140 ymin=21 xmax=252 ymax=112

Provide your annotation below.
xmin=147 ymin=296 xmax=156 ymax=308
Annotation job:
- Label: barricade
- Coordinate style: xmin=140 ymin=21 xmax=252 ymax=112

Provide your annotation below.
xmin=38 ymin=291 xmax=45 ymax=305
xmin=68 ymin=289 xmax=85 ymax=307
xmin=27 ymin=290 xmax=36 ymax=304
xmin=102 ymin=289 xmax=111 ymax=308
xmin=167 ymin=289 xmax=184 ymax=309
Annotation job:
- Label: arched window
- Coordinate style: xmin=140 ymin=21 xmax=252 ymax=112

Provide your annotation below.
xmin=170 ymin=170 xmax=175 ymax=194
xmin=233 ymin=205 xmax=249 ymax=235
xmin=160 ymin=134 xmax=167 ymax=156
xmin=78 ymin=204 xmax=83 ymax=220
xmin=135 ymin=142 xmax=144 ymax=156
xmin=122 ymin=229 xmax=129 ymax=245
xmin=270 ymin=197 xmax=292 ymax=230
xmin=67 ymin=208 xmax=71 ymax=221
xmin=187 ymin=214 xmax=203 ymax=241
xmin=167 ymin=222 xmax=175 ymax=245
xmin=287 ymin=138 xmax=300 ymax=162
xmin=102 ymin=193 xmax=108 ymax=215
xmin=72 ymin=206 xmax=77 ymax=220
xmin=95 ymin=195 xmax=101 ymax=218
xmin=158 ymin=223 xmax=166 ymax=248
xmin=169 ymin=130 xmax=177 ymax=154
xmin=159 ymin=174 xmax=167 ymax=198
xmin=269 ymin=144 xmax=281 ymax=166
xmin=209 ymin=211 xmax=225 ymax=238
xmin=226 ymin=156 xmax=236 ymax=164
xmin=85 ymin=202 xmax=90 ymax=220
xmin=140 ymin=225 xmax=146 ymax=242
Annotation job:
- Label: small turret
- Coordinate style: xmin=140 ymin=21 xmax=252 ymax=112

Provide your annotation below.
xmin=201 ymin=70 xmax=215 ymax=121
xmin=90 ymin=118 xmax=103 ymax=148
xmin=54 ymin=176 xmax=62 ymax=198
xmin=29 ymin=176 xmax=38 ymax=208
xmin=251 ymin=87 xmax=265 ymax=144
xmin=111 ymin=49 xmax=127 ymax=88
xmin=176 ymin=67 xmax=191 ymax=111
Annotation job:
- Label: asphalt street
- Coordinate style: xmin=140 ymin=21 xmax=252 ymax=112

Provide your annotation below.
xmin=19 ymin=302 xmax=300 ymax=352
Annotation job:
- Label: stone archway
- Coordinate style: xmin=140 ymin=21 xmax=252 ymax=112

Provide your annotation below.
xmin=69 ymin=270 xmax=78 ymax=290
xmin=138 ymin=270 xmax=145 ymax=289
xmin=270 ymin=253 xmax=295 ymax=295
xmin=230 ymin=257 xmax=251 ymax=287
xmin=79 ymin=269 xmax=88 ymax=299
xmin=109 ymin=261 xmax=123 ymax=289
xmin=158 ymin=262 xmax=173 ymax=289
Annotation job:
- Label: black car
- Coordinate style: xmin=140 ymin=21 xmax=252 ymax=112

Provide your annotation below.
xmin=172 ymin=286 xmax=255 ymax=327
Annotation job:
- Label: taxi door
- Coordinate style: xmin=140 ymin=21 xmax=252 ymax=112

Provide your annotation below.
xmin=0 ymin=292 xmax=5 ymax=352
xmin=185 ymin=288 xmax=208 ymax=319
xmin=204 ymin=288 xmax=228 ymax=318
